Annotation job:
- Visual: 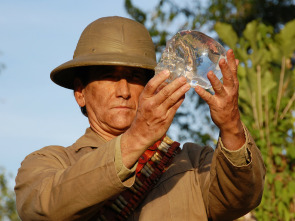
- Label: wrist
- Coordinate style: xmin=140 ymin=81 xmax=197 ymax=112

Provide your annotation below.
xmin=220 ymin=120 xmax=245 ymax=151
xmin=120 ymin=128 xmax=150 ymax=169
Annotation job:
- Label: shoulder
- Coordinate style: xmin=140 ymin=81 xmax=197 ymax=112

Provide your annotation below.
xmin=21 ymin=145 xmax=71 ymax=169
xmin=183 ymin=143 xmax=214 ymax=162
xmin=180 ymin=142 xmax=214 ymax=168
xmin=182 ymin=142 xmax=214 ymax=155
xmin=26 ymin=145 xmax=67 ymax=158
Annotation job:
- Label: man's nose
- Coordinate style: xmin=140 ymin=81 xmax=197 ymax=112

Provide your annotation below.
xmin=116 ymin=78 xmax=131 ymax=99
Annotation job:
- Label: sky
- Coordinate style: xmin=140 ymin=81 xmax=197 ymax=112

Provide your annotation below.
xmin=0 ymin=0 xmax=160 ymax=187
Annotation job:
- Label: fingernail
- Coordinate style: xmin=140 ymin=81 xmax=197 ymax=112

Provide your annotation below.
xmin=178 ymin=76 xmax=187 ymax=83
xmin=194 ymin=85 xmax=200 ymax=91
xmin=208 ymin=71 xmax=214 ymax=77
xmin=182 ymin=83 xmax=190 ymax=91
xmin=162 ymin=70 xmax=170 ymax=77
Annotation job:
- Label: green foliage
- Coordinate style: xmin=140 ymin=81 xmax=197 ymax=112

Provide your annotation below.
xmin=124 ymin=0 xmax=295 ymax=54
xmin=125 ymin=1 xmax=295 ymax=219
xmin=124 ymin=0 xmax=295 ymax=146
xmin=0 ymin=168 xmax=20 ymax=221
xmin=215 ymin=19 xmax=295 ymax=221
xmin=124 ymin=0 xmax=146 ymax=24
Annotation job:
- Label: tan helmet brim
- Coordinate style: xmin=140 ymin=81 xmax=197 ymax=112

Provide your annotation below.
xmin=50 ymin=53 xmax=156 ymax=89
xmin=50 ymin=16 xmax=157 ymax=89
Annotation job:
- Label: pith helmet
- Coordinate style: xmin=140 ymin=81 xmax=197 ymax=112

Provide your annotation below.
xmin=50 ymin=16 xmax=157 ymax=89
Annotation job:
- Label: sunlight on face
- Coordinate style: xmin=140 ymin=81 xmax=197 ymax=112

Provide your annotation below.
xmin=82 ymin=66 xmax=152 ymax=139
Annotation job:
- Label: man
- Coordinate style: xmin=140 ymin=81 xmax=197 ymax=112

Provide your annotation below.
xmin=15 ymin=16 xmax=265 ymax=220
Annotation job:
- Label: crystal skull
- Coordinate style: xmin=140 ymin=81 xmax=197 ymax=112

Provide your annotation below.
xmin=155 ymin=30 xmax=227 ymax=89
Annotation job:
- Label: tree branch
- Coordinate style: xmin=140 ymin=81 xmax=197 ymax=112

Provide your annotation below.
xmin=274 ymin=56 xmax=286 ymax=125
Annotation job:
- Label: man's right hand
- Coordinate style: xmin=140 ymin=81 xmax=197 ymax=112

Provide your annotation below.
xmin=121 ymin=70 xmax=190 ymax=168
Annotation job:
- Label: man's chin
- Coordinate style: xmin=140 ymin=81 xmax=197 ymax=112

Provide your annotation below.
xmin=109 ymin=121 xmax=132 ymax=133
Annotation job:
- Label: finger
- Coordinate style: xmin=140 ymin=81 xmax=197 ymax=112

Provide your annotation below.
xmin=226 ymin=49 xmax=236 ymax=68
xmin=234 ymin=59 xmax=240 ymax=84
xmin=207 ymin=71 xmax=226 ymax=96
xmin=162 ymin=82 xmax=190 ymax=110
xmin=226 ymin=49 xmax=239 ymax=82
xmin=165 ymin=94 xmax=186 ymax=122
xmin=143 ymin=70 xmax=170 ymax=97
xmin=155 ymin=82 xmax=168 ymax=94
xmin=219 ymin=58 xmax=234 ymax=87
xmin=155 ymin=76 xmax=188 ymax=105
xmin=194 ymin=85 xmax=214 ymax=106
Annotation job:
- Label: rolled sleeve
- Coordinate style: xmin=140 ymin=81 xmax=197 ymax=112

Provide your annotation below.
xmin=115 ymin=135 xmax=137 ymax=181
xmin=219 ymin=124 xmax=251 ymax=166
xmin=208 ymin=124 xmax=266 ymax=220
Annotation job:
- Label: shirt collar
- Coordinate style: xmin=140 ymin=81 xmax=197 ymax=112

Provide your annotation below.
xmin=73 ymin=127 xmax=108 ymax=152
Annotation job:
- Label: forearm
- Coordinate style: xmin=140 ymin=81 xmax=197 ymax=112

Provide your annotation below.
xmin=15 ymin=138 xmax=135 ymax=220
xmin=119 ymin=72 xmax=189 ymax=169
xmin=207 ymin=127 xmax=266 ymax=220
xmin=120 ymin=129 xmax=149 ymax=169
xmin=220 ymin=119 xmax=246 ymax=151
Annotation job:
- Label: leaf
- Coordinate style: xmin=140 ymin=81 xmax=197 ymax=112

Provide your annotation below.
xmin=274 ymin=155 xmax=282 ymax=166
xmin=277 ymin=201 xmax=286 ymax=218
xmin=243 ymin=20 xmax=258 ymax=51
xmin=274 ymin=180 xmax=283 ymax=195
xmin=251 ymin=49 xmax=265 ymax=67
xmin=267 ymin=173 xmax=275 ymax=184
xmin=214 ymin=22 xmax=238 ymax=48
xmin=267 ymin=42 xmax=283 ymax=64
xmin=288 ymin=181 xmax=295 ymax=195
xmin=287 ymin=146 xmax=295 ymax=159
xmin=276 ymin=19 xmax=295 ymax=56
xmin=261 ymin=70 xmax=277 ymax=96
xmin=237 ymin=65 xmax=246 ymax=78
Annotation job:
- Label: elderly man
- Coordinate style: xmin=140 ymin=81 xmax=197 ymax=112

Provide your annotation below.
xmin=15 ymin=16 xmax=265 ymax=221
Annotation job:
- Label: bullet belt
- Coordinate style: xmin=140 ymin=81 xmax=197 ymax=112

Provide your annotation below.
xmin=96 ymin=136 xmax=181 ymax=220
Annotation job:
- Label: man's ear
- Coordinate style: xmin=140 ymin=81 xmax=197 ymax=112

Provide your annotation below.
xmin=74 ymin=78 xmax=86 ymax=107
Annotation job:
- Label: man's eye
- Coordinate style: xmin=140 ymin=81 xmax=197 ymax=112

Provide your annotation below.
xmin=133 ymin=74 xmax=142 ymax=80
xmin=101 ymin=73 xmax=115 ymax=79
xmin=129 ymin=74 xmax=146 ymax=84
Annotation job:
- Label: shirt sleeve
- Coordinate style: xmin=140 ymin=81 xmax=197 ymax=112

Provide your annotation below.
xmin=15 ymin=136 xmax=136 ymax=221
xmin=205 ymin=124 xmax=266 ymax=220
xmin=115 ymin=135 xmax=137 ymax=181
xmin=219 ymin=124 xmax=251 ymax=166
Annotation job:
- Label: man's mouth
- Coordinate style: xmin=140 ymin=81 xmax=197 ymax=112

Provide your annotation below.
xmin=113 ymin=106 xmax=133 ymax=109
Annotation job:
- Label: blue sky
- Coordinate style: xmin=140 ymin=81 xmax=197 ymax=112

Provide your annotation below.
xmin=0 ymin=0 xmax=159 ymax=186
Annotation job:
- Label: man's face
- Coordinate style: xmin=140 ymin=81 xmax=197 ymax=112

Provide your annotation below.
xmin=79 ymin=66 xmax=151 ymax=139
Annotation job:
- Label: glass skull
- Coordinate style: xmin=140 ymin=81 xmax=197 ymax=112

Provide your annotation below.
xmin=155 ymin=30 xmax=227 ymax=89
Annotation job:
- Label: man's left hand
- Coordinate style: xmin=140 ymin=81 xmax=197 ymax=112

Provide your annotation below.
xmin=194 ymin=49 xmax=245 ymax=150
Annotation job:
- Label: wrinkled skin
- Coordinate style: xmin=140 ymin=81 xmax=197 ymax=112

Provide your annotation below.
xmin=122 ymin=49 xmax=244 ymax=168
xmin=121 ymin=72 xmax=190 ymax=167
xmin=75 ymin=49 xmax=245 ymax=168
xmin=194 ymin=49 xmax=245 ymax=150
xmin=74 ymin=66 xmax=148 ymax=140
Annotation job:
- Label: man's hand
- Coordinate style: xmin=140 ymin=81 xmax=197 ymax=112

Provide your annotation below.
xmin=194 ymin=49 xmax=245 ymax=150
xmin=121 ymin=71 xmax=190 ymax=168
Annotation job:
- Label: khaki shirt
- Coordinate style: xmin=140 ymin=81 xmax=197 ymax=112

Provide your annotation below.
xmin=15 ymin=126 xmax=265 ymax=220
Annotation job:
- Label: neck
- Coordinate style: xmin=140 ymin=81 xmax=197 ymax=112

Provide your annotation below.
xmin=89 ymin=123 xmax=127 ymax=141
